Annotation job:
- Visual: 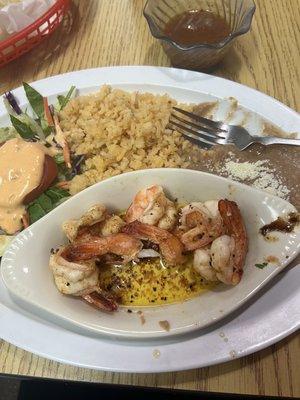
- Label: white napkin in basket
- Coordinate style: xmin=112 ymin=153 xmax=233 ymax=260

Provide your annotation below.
xmin=0 ymin=0 xmax=55 ymax=37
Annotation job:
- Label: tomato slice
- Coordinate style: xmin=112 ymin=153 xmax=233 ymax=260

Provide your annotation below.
xmin=23 ymin=155 xmax=58 ymax=204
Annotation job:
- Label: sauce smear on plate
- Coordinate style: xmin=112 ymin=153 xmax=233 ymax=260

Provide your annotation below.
xmin=260 ymin=213 xmax=299 ymax=236
xmin=164 ymin=9 xmax=231 ymax=46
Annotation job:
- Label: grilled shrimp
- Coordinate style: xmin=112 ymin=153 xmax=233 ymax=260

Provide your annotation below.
xmin=126 ymin=185 xmax=177 ymax=230
xmin=63 ymin=203 xmax=125 ymax=243
xmin=49 ymin=247 xmax=117 ymax=311
xmin=193 ymin=200 xmax=247 ymax=285
xmin=193 ymin=248 xmax=218 ymax=282
xmin=122 ymin=221 xmax=185 ymax=265
xmin=179 ymin=201 xmax=224 ymax=251
xmin=214 ymin=199 xmax=248 ymax=285
xmin=78 ymin=215 xmax=126 ymax=240
xmin=62 ymin=204 xmax=107 ymax=242
xmin=61 ymin=233 xmax=143 ymax=263
xmin=100 ymin=215 xmax=125 ymax=236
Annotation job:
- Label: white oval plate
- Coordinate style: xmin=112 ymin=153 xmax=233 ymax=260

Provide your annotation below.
xmin=0 ymin=66 xmax=299 ymax=371
xmin=1 ymin=168 xmax=299 ymax=339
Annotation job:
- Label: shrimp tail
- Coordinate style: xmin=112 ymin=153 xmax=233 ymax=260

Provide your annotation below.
xmin=122 ymin=221 xmax=184 ymax=265
xmin=122 ymin=220 xmax=168 ymax=242
xmin=61 ymin=233 xmax=142 ymax=263
xmin=218 ymin=199 xmax=248 ymax=284
xmin=62 ymin=237 xmax=108 ymax=261
xmin=82 ymin=289 xmax=118 ymax=311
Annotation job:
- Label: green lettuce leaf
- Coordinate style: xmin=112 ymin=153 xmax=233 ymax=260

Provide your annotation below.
xmin=27 ymin=187 xmax=70 ymax=224
xmin=23 ymin=82 xmax=44 ymax=119
xmin=53 ymin=153 xmax=65 ymax=165
xmin=23 ymin=82 xmax=52 ymax=137
xmin=10 ymin=115 xmax=37 ymax=140
xmin=57 ymin=85 xmax=76 ymax=110
xmin=0 ymin=126 xmax=18 ymax=142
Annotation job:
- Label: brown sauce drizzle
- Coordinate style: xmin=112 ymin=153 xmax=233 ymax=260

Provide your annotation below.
xmin=164 ymin=9 xmax=231 ymax=46
xmin=260 ymin=212 xmax=300 ymax=236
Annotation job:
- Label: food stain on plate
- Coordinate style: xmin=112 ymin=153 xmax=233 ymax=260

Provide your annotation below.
xmin=152 ymin=349 xmax=161 ymax=359
xmin=219 ymin=331 xmax=229 ymax=342
xmin=159 ymin=320 xmax=170 ymax=332
xmin=137 ymin=310 xmax=145 ymax=325
xmin=263 ymin=234 xmax=279 ymax=242
xmin=229 ymin=350 xmax=237 ymax=358
xmin=264 ymin=255 xmax=280 ymax=265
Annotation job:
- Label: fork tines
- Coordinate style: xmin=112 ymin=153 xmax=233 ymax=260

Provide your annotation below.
xmin=168 ymin=107 xmax=229 ymax=149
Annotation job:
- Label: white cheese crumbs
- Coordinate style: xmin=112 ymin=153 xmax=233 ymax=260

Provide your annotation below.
xmin=218 ymin=159 xmax=290 ymax=199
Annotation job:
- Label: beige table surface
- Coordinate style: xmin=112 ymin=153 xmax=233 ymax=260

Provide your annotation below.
xmin=0 ymin=0 xmax=299 ymax=396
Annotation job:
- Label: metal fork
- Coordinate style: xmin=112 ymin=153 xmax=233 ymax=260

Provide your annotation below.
xmin=169 ymin=107 xmax=300 ymax=150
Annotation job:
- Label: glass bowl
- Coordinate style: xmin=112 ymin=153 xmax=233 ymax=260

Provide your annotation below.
xmin=143 ymin=0 xmax=256 ymax=70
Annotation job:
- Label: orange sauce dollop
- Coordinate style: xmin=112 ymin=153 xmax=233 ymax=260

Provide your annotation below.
xmin=0 ymin=138 xmax=46 ymax=234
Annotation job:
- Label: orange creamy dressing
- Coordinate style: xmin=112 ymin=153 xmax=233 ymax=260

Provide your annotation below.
xmin=0 ymin=138 xmax=46 ymax=234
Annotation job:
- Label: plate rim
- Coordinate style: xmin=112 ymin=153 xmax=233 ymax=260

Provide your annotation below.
xmin=0 ymin=265 xmax=299 ymax=373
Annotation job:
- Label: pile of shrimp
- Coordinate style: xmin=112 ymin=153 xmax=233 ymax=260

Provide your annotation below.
xmin=49 ymin=185 xmax=248 ymax=312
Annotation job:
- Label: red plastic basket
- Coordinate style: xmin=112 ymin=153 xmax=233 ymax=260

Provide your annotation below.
xmin=0 ymin=0 xmax=70 ymax=67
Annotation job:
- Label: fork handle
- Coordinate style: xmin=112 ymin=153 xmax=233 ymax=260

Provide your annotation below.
xmin=253 ymin=136 xmax=300 ymax=146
